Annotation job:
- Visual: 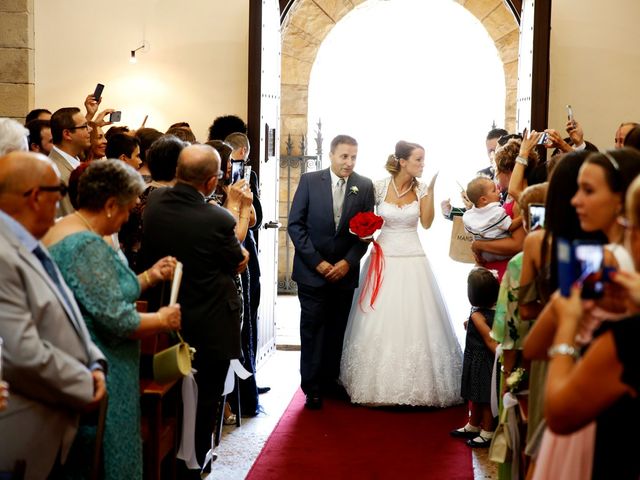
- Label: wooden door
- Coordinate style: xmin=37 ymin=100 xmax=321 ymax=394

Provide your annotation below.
xmin=249 ymin=0 xmax=281 ymax=367
xmin=515 ymin=0 xmax=551 ymax=133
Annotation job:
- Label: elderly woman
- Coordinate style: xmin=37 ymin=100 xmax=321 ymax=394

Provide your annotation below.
xmin=543 ymin=172 xmax=640 ymax=479
xmin=43 ymin=159 xmax=181 ymax=480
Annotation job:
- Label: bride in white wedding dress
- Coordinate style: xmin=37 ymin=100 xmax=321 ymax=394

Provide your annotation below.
xmin=340 ymin=141 xmax=463 ymax=406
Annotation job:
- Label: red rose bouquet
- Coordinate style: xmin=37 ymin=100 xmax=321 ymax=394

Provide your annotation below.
xmin=349 ymin=211 xmax=384 ymax=240
xmin=349 ymin=212 xmax=385 ymax=309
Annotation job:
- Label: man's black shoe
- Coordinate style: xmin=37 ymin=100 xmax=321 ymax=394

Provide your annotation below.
xmin=304 ymin=394 xmax=322 ymax=410
xmin=258 ymin=386 xmax=271 ymax=395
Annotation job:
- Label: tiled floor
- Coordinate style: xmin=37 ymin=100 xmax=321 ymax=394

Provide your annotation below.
xmin=207 ymin=295 xmax=496 ymax=479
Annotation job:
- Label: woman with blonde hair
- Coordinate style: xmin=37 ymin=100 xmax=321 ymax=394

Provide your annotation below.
xmin=340 ymin=140 xmax=463 ymax=406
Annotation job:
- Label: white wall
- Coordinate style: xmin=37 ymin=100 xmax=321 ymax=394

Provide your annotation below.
xmin=548 ymin=0 xmax=640 ymax=149
xmin=34 ymin=0 xmax=249 ymax=141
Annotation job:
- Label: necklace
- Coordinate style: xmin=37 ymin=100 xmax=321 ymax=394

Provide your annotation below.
xmin=391 ymin=178 xmax=413 ymax=199
xmin=75 ymin=211 xmax=95 ymax=233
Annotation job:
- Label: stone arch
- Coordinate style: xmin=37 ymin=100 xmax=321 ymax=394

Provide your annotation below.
xmin=280 ymin=0 xmax=519 ymax=155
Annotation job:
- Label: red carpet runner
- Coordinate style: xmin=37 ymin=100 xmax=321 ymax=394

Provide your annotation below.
xmin=247 ymin=389 xmax=473 ymax=479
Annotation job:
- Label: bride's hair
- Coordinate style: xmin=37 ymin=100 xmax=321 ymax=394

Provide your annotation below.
xmin=385 ymin=140 xmax=423 ymax=191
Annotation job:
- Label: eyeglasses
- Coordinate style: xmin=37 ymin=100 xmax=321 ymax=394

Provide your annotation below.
xmin=23 ymin=182 xmax=68 ymax=197
xmin=67 ymin=124 xmax=89 ymax=131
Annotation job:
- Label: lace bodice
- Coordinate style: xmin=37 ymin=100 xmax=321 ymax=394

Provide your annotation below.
xmin=374 ymin=177 xmax=427 ymax=257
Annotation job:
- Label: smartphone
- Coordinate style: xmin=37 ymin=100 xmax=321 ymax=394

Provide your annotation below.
xmin=93 ymin=83 xmax=104 ymax=101
xmin=230 ymin=160 xmax=244 ymax=185
xmin=109 ymin=111 xmax=121 ymax=122
xmin=528 ymin=203 xmax=545 ymax=231
xmin=557 ymin=239 xmax=606 ymax=299
xmin=140 ymin=114 xmax=148 ymax=128
xmin=566 ymin=104 xmax=574 ymax=123
xmin=244 ymin=165 xmax=252 ymax=184
xmin=537 ymin=132 xmax=549 ymax=145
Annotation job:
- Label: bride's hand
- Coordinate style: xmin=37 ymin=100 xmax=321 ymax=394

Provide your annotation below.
xmin=428 ymin=172 xmax=439 ymax=192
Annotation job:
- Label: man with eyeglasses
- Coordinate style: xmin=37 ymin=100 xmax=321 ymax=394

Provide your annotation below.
xmin=49 ymin=107 xmax=93 ymax=217
xmin=0 ymin=151 xmax=106 ymax=479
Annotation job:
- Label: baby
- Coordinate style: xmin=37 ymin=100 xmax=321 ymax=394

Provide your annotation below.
xmin=462 ymin=176 xmax=521 ymax=263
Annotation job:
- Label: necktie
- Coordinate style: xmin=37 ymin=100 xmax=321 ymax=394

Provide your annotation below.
xmin=32 ymin=245 xmax=75 ymax=316
xmin=333 ymin=177 xmax=346 ymax=229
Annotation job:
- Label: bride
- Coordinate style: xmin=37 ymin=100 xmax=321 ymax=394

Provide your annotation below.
xmin=340 ymin=140 xmax=463 ymax=406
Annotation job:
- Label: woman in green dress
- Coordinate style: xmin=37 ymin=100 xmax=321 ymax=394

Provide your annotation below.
xmin=43 ymin=159 xmax=181 ymax=480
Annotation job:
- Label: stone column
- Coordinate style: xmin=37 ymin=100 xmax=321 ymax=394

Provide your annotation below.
xmin=0 ymin=0 xmax=35 ymax=122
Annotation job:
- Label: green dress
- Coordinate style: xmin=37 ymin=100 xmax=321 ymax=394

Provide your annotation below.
xmin=50 ymin=231 xmax=142 ymax=480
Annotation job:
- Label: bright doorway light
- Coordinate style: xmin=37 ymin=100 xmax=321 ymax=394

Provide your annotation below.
xmin=308 ymin=0 xmax=507 ymax=342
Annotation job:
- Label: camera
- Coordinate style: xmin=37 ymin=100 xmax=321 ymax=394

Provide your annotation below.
xmin=557 ymin=239 xmax=612 ymax=299
xmin=228 ymin=160 xmax=245 ymax=185
xmin=109 ymin=111 xmax=121 ymax=122
xmin=528 ymin=203 xmax=545 ymax=231
xmin=537 ymin=132 xmax=549 ymax=145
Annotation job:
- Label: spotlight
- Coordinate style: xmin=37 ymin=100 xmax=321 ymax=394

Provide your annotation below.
xmin=129 ymin=43 xmax=147 ymax=64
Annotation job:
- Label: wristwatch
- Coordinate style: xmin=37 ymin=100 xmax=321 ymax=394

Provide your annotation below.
xmin=547 ymin=343 xmax=579 ymax=360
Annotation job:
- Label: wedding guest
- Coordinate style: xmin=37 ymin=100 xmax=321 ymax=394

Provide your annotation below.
xmin=83 ymin=121 xmax=107 ymax=162
xmin=135 ymin=127 xmax=163 ymax=183
xmin=451 ymin=267 xmax=499 ymax=448
xmin=479 ymin=127 xmax=509 ymax=178
xmin=542 ymin=175 xmax=640 ymax=478
xmin=0 ymin=152 xmax=106 ymax=479
xmin=166 ymin=125 xmax=197 ymax=144
xmin=141 ymin=144 xmax=249 ymax=475
xmin=227 ymin=131 xmax=267 ymax=405
xmin=49 ymin=107 xmax=93 ymax=216
xmin=614 ymin=121 xmax=639 ymax=148
xmin=24 ymin=108 xmax=51 ymax=123
xmin=120 ymin=134 xmax=186 ymax=272
xmin=25 ymin=119 xmax=53 ymax=155
xmin=0 ymin=118 xmax=28 ymax=155
xmin=106 ymin=133 xmax=141 ymax=170
xmin=208 ymin=114 xmax=247 ymax=141
xmin=43 ymin=159 xmax=181 ymax=480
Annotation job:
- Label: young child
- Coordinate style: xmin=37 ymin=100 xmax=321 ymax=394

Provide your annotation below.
xmin=462 ymin=176 xmax=522 ymax=264
xmin=451 ymin=267 xmax=500 ymax=448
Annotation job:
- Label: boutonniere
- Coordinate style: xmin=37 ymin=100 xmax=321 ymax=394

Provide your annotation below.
xmin=349 ymin=186 xmax=359 ymax=196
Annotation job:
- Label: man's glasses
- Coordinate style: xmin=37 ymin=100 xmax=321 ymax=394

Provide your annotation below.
xmin=67 ymin=124 xmax=89 ymax=131
xmin=23 ymin=182 xmax=68 ymax=197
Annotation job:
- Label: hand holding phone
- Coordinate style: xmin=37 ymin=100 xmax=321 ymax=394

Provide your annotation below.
xmin=566 ymin=104 xmax=574 ymax=123
xmin=558 ymin=239 xmax=606 ymax=299
xmin=109 ymin=111 xmax=121 ymax=123
xmin=229 ymin=160 xmax=245 ymax=185
xmin=93 ymin=83 xmax=104 ymax=102
xmin=537 ymin=132 xmax=549 ymax=145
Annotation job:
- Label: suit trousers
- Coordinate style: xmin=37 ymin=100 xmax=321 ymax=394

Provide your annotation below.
xmin=297 ymin=282 xmax=354 ymax=396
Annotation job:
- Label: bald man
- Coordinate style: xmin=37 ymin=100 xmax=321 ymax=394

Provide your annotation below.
xmin=141 ymin=144 xmax=248 ymax=476
xmin=0 ymin=152 xmax=106 ymax=480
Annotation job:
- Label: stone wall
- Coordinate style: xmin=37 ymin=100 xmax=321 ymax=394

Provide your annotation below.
xmin=278 ymin=0 xmax=520 ymax=289
xmin=0 ymin=0 xmax=34 ymax=122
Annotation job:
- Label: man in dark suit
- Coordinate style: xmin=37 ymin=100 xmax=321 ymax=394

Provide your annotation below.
xmin=288 ymin=134 xmax=375 ymax=409
xmin=141 ymin=144 xmax=248 ymax=476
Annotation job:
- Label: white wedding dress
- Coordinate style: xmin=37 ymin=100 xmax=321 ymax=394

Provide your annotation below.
xmin=340 ymin=177 xmax=463 ymax=406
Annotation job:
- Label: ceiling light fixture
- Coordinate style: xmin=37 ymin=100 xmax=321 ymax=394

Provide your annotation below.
xmin=130 ymin=42 xmax=147 ymax=64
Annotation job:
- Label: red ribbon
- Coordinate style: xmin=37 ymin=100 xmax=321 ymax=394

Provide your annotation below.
xmin=359 ymin=240 xmax=385 ymax=310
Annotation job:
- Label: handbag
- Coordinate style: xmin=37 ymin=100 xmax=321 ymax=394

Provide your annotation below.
xmin=448 ymin=215 xmax=475 ymax=263
xmin=153 ymin=331 xmax=195 ymax=384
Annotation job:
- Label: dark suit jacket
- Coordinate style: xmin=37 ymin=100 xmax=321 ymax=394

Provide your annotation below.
xmin=288 ymin=168 xmax=375 ymax=289
xmin=140 ymin=183 xmax=245 ymax=359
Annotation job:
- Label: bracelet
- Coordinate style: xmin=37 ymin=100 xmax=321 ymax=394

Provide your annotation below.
xmin=516 ymin=155 xmax=528 ymax=166
xmin=143 ymin=270 xmax=153 ymax=286
xmin=157 ymin=310 xmax=165 ymax=325
xmin=547 ymin=343 xmax=579 ymax=360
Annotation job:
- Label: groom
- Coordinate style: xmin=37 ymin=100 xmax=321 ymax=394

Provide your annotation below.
xmin=288 ymin=134 xmax=375 ymax=409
